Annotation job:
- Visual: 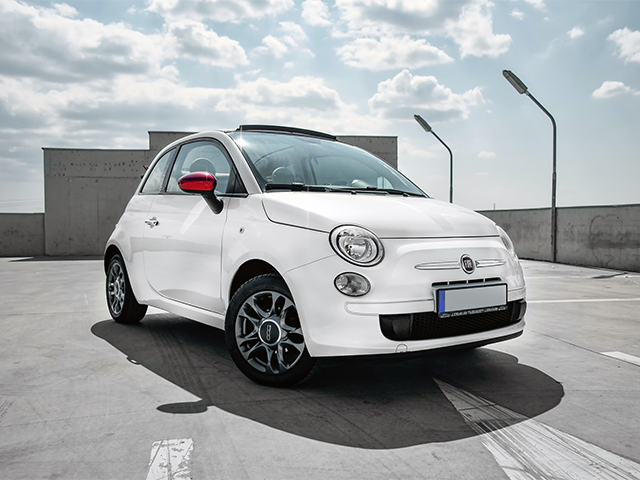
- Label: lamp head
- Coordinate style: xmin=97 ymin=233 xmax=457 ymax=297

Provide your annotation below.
xmin=414 ymin=114 xmax=432 ymax=133
xmin=503 ymin=70 xmax=528 ymax=95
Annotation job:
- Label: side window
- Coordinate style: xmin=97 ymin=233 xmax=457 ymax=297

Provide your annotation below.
xmin=166 ymin=140 xmax=234 ymax=195
xmin=140 ymin=149 xmax=174 ymax=194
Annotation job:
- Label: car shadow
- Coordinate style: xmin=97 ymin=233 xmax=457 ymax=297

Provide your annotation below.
xmin=91 ymin=313 xmax=564 ymax=449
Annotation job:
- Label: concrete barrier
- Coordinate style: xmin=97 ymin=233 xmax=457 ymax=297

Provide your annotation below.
xmin=0 ymin=213 xmax=44 ymax=256
xmin=479 ymin=208 xmax=553 ymax=262
xmin=557 ymin=205 xmax=640 ymax=272
xmin=480 ymin=205 xmax=640 ymax=273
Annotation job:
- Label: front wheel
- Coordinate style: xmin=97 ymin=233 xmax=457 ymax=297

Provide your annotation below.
xmin=106 ymin=254 xmax=147 ymax=324
xmin=225 ymin=274 xmax=316 ymax=387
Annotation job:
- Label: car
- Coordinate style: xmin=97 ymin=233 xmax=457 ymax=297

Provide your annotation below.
xmin=104 ymin=125 xmax=526 ymax=387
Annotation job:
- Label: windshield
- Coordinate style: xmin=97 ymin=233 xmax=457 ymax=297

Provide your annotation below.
xmin=228 ymin=131 xmax=427 ymax=197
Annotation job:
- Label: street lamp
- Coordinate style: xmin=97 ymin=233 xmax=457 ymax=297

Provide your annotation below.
xmin=414 ymin=114 xmax=454 ymax=203
xmin=502 ymin=70 xmax=558 ymax=263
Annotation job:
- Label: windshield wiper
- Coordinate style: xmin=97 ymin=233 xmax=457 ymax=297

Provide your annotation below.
xmin=265 ymin=183 xmax=344 ymax=192
xmin=264 ymin=183 xmax=424 ymax=197
xmin=349 ymin=186 xmax=424 ymax=197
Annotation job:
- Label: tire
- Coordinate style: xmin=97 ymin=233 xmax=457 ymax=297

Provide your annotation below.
xmin=106 ymin=254 xmax=147 ymax=324
xmin=225 ymin=274 xmax=316 ymax=387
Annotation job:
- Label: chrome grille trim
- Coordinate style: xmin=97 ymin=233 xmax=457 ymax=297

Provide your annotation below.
xmin=415 ymin=258 xmax=507 ymax=271
xmin=476 ymin=259 xmax=507 ymax=268
xmin=415 ymin=261 xmax=460 ymax=270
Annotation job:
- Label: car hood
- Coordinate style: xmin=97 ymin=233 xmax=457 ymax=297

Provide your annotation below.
xmin=261 ymin=192 xmax=499 ymax=238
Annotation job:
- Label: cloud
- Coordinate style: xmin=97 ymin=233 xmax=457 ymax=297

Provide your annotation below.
xmin=444 ymin=1 xmax=512 ymax=58
xmin=592 ymin=81 xmax=638 ymax=99
xmin=253 ymin=22 xmax=313 ymax=58
xmin=0 ymin=0 xmax=164 ymax=83
xmin=146 ymin=0 xmax=294 ymax=22
xmin=369 ymin=69 xmax=485 ymax=121
xmin=333 ymin=0 xmax=511 ymax=58
xmin=161 ymin=64 xmax=180 ymax=80
xmin=522 ymin=0 xmax=545 ymax=10
xmin=337 ymin=36 xmax=454 ymax=70
xmin=567 ymin=26 xmax=584 ymax=39
xmin=334 ymin=0 xmax=460 ymax=35
xmin=280 ymin=21 xmax=308 ymax=43
xmin=218 ymin=76 xmax=343 ymax=111
xmin=0 ymin=67 xmax=385 ymax=169
xmin=256 ymin=35 xmax=289 ymax=58
xmin=0 ymin=0 xmax=249 ymax=81
xmin=164 ymin=21 xmax=248 ymax=67
xmin=53 ymin=3 xmax=78 ymax=18
xmin=478 ymin=151 xmax=496 ymax=159
xmin=510 ymin=9 xmax=524 ymax=20
xmin=608 ymin=28 xmax=640 ymax=64
xmin=301 ymin=0 xmax=331 ymax=27
xmin=399 ymin=140 xmax=436 ymax=160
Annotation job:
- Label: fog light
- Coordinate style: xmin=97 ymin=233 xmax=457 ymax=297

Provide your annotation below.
xmin=334 ymin=272 xmax=371 ymax=297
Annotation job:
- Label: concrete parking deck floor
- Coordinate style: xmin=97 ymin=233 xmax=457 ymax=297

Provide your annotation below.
xmin=1 ymin=258 xmax=639 ymax=479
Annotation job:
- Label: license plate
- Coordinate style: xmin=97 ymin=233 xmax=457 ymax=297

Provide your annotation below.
xmin=436 ymin=284 xmax=507 ymax=318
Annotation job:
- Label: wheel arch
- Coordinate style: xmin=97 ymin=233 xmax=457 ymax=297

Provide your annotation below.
xmin=104 ymin=244 xmax=121 ymax=274
xmin=228 ymin=259 xmax=283 ymax=302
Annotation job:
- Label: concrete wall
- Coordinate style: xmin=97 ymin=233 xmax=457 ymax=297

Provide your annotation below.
xmin=43 ymin=148 xmax=151 ymax=255
xmin=556 ymin=205 xmax=640 ymax=272
xmin=479 ymin=205 xmax=640 ymax=272
xmin=479 ymin=208 xmax=553 ymax=262
xmin=0 ymin=213 xmax=45 ymax=256
xmin=41 ymin=132 xmax=398 ymax=256
xmin=43 ymin=132 xmax=197 ymax=255
xmin=337 ymin=136 xmax=397 ymax=168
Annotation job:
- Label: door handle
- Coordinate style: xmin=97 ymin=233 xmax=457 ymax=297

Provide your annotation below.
xmin=145 ymin=217 xmax=159 ymax=227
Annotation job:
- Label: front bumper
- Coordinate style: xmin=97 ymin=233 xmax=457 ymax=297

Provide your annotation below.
xmin=283 ymin=236 xmax=526 ymax=358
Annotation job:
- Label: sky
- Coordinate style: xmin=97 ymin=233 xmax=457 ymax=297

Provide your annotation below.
xmin=0 ymin=0 xmax=639 ymax=213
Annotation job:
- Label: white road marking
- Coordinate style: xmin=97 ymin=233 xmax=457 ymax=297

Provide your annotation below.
xmin=435 ymin=379 xmax=640 ymax=480
xmin=601 ymin=351 xmax=640 ymax=367
xmin=526 ymin=275 xmax=640 ymax=280
xmin=146 ymin=438 xmax=193 ymax=480
xmin=528 ymin=297 xmax=640 ymax=304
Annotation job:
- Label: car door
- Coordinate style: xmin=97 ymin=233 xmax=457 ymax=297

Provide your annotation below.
xmin=142 ymin=139 xmax=234 ymax=314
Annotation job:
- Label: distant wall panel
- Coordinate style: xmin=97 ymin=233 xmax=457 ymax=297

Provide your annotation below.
xmin=479 ymin=205 xmax=640 ymax=272
xmin=69 ymin=177 xmax=99 ymax=255
xmin=0 ymin=214 xmax=44 ymax=256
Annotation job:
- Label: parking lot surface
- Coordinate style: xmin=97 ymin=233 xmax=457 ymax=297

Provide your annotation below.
xmin=1 ymin=257 xmax=639 ymax=479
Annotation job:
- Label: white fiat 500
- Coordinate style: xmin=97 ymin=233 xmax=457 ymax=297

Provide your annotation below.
xmin=105 ymin=125 xmax=526 ymax=386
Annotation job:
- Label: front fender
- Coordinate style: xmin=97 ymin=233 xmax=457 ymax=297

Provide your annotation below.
xmin=221 ymin=195 xmax=334 ymax=308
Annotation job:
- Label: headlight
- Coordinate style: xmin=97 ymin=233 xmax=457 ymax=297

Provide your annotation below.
xmin=330 ymin=225 xmax=384 ymax=266
xmin=497 ymin=225 xmax=517 ymax=257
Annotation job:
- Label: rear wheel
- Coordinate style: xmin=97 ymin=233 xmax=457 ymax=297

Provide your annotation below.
xmin=106 ymin=254 xmax=147 ymax=324
xmin=225 ymin=274 xmax=316 ymax=387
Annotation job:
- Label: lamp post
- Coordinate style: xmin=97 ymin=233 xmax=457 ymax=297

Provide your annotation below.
xmin=414 ymin=114 xmax=454 ymax=203
xmin=502 ymin=70 xmax=557 ymax=263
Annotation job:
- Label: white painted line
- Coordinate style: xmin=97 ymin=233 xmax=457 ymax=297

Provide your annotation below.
xmin=435 ymin=379 xmax=640 ymax=480
xmin=601 ymin=351 xmax=640 ymax=367
xmin=528 ymin=297 xmax=640 ymax=304
xmin=526 ymin=275 xmax=640 ymax=280
xmin=146 ymin=438 xmax=193 ymax=480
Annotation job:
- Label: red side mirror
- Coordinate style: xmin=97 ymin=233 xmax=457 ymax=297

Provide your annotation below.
xmin=178 ymin=171 xmax=217 ymax=194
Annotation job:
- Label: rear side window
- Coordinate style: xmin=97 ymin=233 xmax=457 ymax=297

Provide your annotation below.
xmin=140 ymin=149 xmax=174 ymax=194
xmin=166 ymin=140 xmax=235 ymax=195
